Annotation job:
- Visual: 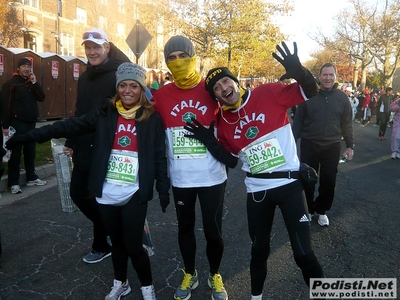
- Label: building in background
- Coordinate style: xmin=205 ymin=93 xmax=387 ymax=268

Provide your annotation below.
xmin=9 ymin=0 xmax=166 ymax=69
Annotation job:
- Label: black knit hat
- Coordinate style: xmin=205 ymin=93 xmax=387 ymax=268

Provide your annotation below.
xmin=18 ymin=58 xmax=32 ymax=68
xmin=205 ymin=67 xmax=239 ymax=100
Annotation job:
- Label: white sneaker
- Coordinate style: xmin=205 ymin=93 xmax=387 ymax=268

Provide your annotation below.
xmin=105 ymin=279 xmax=131 ymax=300
xmin=141 ymin=285 xmax=156 ymax=300
xmin=11 ymin=185 xmax=22 ymax=194
xmin=318 ymin=214 xmax=329 ymax=226
xmin=251 ymin=295 xmax=263 ymax=300
xmin=26 ymin=178 xmax=47 ymax=187
xmin=396 ymin=153 xmax=400 ymax=159
xmin=391 ymin=152 xmax=397 ymax=159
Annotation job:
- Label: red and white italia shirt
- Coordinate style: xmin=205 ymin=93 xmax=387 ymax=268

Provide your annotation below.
xmin=217 ymin=83 xmax=307 ymax=193
xmin=96 ymin=115 xmax=140 ymax=205
xmin=154 ymin=80 xmax=227 ymax=188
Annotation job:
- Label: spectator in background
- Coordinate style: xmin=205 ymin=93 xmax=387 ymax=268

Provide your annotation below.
xmin=64 ymin=28 xmax=130 ymax=264
xmin=370 ymin=92 xmax=378 ymax=124
xmin=390 ymin=94 xmax=400 ymax=159
xmin=1 ymin=58 xmax=47 ymax=194
xmin=374 ymin=89 xmax=386 ymax=127
xmin=354 ymin=91 xmax=364 ymax=124
xmin=360 ymin=88 xmax=371 ymax=126
xmin=164 ymin=75 xmax=171 ymax=85
xmin=150 ymin=81 xmax=159 ymax=97
xmin=293 ymin=63 xmax=354 ymax=227
xmin=346 ymin=87 xmax=359 ymax=120
xmin=377 ymin=87 xmax=394 ymax=141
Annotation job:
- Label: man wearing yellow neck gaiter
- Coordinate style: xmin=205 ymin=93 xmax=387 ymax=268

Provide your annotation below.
xmin=152 ymin=35 xmax=228 ymax=300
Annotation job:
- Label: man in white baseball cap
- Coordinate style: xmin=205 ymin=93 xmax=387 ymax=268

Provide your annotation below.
xmin=81 ymin=29 xmax=110 ymax=67
xmin=63 ymin=28 xmax=131 ymax=264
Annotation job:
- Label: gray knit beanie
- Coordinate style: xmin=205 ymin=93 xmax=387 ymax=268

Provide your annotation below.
xmin=164 ymin=35 xmax=194 ymax=60
xmin=115 ymin=62 xmax=147 ymax=90
xmin=115 ymin=62 xmax=153 ymax=100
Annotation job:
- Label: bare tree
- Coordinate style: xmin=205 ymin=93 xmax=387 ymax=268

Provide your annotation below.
xmin=310 ymin=0 xmax=400 ymax=89
xmin=368 ymin=0 xmax=400 ymax=88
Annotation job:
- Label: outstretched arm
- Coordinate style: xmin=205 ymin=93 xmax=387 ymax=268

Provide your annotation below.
xmin=272 ymin=42 xmax=318 ymax=99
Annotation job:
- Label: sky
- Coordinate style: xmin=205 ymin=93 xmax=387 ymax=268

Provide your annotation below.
xmin=276 ymin=0 xmax=378 ymax=62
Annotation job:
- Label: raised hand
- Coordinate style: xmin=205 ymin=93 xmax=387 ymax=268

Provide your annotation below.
xmin=272 ymin=42 xmax=302 ymax=81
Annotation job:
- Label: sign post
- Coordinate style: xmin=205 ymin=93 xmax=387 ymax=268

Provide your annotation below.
xmin=126 ymin=19 xmax=152 ymax=63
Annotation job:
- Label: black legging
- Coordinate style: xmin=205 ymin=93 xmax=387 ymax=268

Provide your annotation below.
xmin=378 ymin=112 xmax=390 ymax=138
xmin=98 ymin=194 xmax=152 ymax=286
xmin=172 ymin=182 xmax=226 ymax=275
xmin=247 ymin=180 xmax=323 ymax=295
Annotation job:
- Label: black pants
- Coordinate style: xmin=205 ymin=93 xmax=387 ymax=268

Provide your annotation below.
xmin=300 ymin=139 xmax=341 ymax=215
xmin=378 ymin=112 xmax=390 ymax=137
xmin=7 ymin=119 xmax=38 ymax=186
xmin=247 ymin=180 xmax=323 ymax=295
xmin=98 ymin=194 xmax=152 ymax=285
xmin=172 ymin=182 xmax=226 ymax=275
xmin=70 ymin=166 xmax=110 ymax=253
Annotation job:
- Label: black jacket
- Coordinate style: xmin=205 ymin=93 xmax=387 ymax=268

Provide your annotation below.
xmin=65 ymin=43 xmax=130 ymax=170
xmin=27 ymin=105 xmax=170 ymax=202
xmin=1 ymin=73 xmax=45 ymax=128
xmin=293 ymin=85 xmax=354 ymax=149
xmin=377 ymin=93 xmax=393 ymax=114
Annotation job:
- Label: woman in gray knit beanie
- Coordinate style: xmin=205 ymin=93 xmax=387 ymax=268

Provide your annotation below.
xmin=6 ymin=61 xmax=170 ymax=300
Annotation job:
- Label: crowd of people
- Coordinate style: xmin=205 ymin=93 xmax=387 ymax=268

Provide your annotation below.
xmin=343 ymin=85 xmax=400 ymax=156
xmin=0 ymin=28 xmax=397 ymax=300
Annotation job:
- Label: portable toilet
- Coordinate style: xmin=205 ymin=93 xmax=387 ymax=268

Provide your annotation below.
xmin=60 ymin=56 xmax=87 ymax=117
xmin=0 ymin=46 xmax=15 ymax=88
xmin=37 ymin=52 xmax=67 ymax=120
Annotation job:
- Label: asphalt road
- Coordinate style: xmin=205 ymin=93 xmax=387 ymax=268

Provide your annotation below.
xmin=0 ymin=118 xmax=399 ymax=300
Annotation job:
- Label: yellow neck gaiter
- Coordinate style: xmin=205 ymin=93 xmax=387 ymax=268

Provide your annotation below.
xmin=222 ymin=87 xmax=247 ymax=111
xmin=167 ymin=54 xmax=202 ymax=89
xmin=116 ymin=99 xmax=140 ymax=119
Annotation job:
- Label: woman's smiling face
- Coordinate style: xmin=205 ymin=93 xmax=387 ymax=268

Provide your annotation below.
xmin=118 ymin=80 xmax=142 ymax=109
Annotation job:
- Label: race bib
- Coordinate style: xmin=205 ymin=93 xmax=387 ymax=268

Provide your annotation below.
xmin=243 ymin=137 xmax=286 ymax=174
xmin=106 ymin=150 xmax=138 ymax=185
xmin=172 ymin=127 xmax=207 ymax=159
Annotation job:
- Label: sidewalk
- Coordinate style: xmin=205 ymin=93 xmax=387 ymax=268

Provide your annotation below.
xmin=0 ymin=120 xmax=59 ymax=207
xmin=0 ymin=163 xmax=57 ymax=207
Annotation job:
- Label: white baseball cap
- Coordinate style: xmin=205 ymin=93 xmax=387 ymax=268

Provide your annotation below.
xmin=81 ymin=29 xmax=109 ymax=45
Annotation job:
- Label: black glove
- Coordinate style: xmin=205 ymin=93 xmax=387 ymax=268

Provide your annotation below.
xmin=5 ymin=133 xmax=35 ymax=150
xmin=159 ymin=193 xmax=170 ymax=213
xmin=272 ymin=42 xmax=318 ymax=98
xmin=184 ymin=118 xmax=216 ymax=146
xmin=184 ymin=118 xmax=238 ymax=168
xmin=272 ymin=41 xmax=302 ymax=81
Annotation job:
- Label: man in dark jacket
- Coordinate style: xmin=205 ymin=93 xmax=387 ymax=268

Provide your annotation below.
xmin=293 ymin=62 xmax=354 ymax=227
xmin=63 ymin=29 xmax=130 ymax=264
xmin=376 ymin=87 xmax=393 ymax=140
xmin=1 ymin=58 xmax=46 ymax=194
